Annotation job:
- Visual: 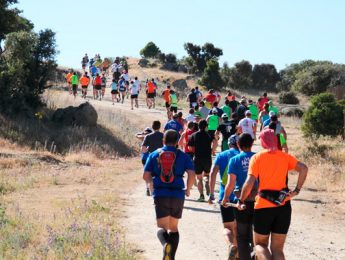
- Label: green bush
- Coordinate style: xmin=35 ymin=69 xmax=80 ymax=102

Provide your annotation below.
xmin=199 ymin=58 xmax=223 ymax=90
xmin=302 ymin=93 xmax=344 ymax=137
xmin=139 ymin=42 xmax=160 ymax=58
xmin=278 ymin=91 xmax=299 ymax=104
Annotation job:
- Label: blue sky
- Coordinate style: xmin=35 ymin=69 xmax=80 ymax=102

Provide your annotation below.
xmin=16 ymin=0 xmax=345 ymax=70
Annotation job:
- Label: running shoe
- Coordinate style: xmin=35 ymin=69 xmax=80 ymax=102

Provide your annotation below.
xmin=146 ymin=188 xmax=150 ymax=196
xmin=228 ymin=245 xmax=238 ymax=260
xmin=197 ymin=194 xmax=205 ymax=202
xmin=163 ymin=242 xmax=172 ymax=260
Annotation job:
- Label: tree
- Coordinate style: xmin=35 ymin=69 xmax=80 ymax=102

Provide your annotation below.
xmin=0 ymin=0 xmax=33 ymax=54
xmin=302 ymin=93 xmax=344 ymax=137
xmin=278 ymin=91 xmax=299 ymax=104
xmin=222 ymin=60 xmax=253 ymax=89
xmin=199 ymin=58 xmax=223 ymax=90
xmin=139 ymin=42 xmax=160 ymax=58
xmin=184 ymin=42 xmax=223 ymax=74
xmin=252 ymin=64 xmax=280 ymax=91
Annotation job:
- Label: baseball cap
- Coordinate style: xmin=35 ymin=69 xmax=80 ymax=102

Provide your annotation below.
xmin=245 ymin=110 xmax=252 ymax=116
xmin=144 ymin=127 xmax=153 ymax=133
xmin=269 ymin=111 xmax=276 ymax=117
xmin=221 ymin=113 xmax=228 ymax=119
xmin=228 ymin=134 xmax=239 ymax=147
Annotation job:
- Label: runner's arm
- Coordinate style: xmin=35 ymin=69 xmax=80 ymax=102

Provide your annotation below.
xmin=178 ymin=132 xmax=186 ymax=149
xmin=238 ymin=175 xmax=256 ymax=202
xmin=143 ymin=171 xmax=152 ymax=183
xmin=290 ymin=161 xmax=308 ymax=197
xmin=222 ymin=174 xmax=236 ymax=206
xmin=185 ymin=170 xmax=196 ymax=197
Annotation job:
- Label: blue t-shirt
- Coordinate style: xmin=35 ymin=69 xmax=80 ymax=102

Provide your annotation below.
xmin=111 ymin=82 xmax=118 ymax=91
xmin=228 ymin=151 xmax=256 ymax=199
xmin=214 ymin=148 xmax=240 ymax=201
xmin=164 ymin=120 xmax=183 ymax=134
xmin=144 ymin=146 xmax=194 ymax=199
xmin=263 ymin=118 xmax=271 ymax=127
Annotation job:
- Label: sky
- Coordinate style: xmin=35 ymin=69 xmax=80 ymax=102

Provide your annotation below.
xmin=15 ymin=0 xmax=345 ymax=70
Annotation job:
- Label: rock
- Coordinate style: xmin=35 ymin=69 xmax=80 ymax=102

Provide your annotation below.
xmin=138 ymin=58 xmax=149 ymax=67
xmin=160 ymin=62 xmax=178 ymax=71
xmin=281 ymin=107 xmax=304 ymax=118
xmin=172 ymin=79 xmax=188 ymax=92
xmin=52 ymin=102 xmax=98 ymax=126
xmin=177 ymin=64 xmax=188 ymax=73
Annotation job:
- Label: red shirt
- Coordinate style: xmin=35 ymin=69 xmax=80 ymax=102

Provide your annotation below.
xmin=205 ymin=93 xmax=216 ymax=104
xmin=184 ymin=129 xmax=195 ymax=153
xmin=259 ymin=97 xmax=269 ymax=111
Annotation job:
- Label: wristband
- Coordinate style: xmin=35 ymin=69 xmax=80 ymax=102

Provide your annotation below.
xmin=294 ymin=187 xmax=301 ymax=194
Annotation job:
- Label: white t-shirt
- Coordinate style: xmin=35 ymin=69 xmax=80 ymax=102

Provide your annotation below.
xmin=185 ymin=114 xmax=196 ymax=122
xmin=238 ymin=117 xmax=256 ymax=139
xmin=122 ymin=73 xmax=129 ymax=81
xmin=134 ymin=79 xmax=141 ymax=90
xmin=130 ymin=84 xmax=139 ymax=95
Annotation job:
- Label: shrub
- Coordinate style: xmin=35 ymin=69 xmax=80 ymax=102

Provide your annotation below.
xmin=139 ymin=42 xmax=160 ymax=58
xmin=279 ymin=91 xmax=299 ymax=104
xmin=199 ymin=58 xmax=223 ymax=90
xmin=302 ymin=93 xmax=344 ymax=137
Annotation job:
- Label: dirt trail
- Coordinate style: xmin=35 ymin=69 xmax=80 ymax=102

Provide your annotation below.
xmin=52 ymin=71 xmax=345 ymax=259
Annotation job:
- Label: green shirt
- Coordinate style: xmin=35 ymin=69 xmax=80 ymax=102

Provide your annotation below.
xmin=208 ymin=115 xmax=219 ymax=130
xmin=71 ymin=75 xmax=79 ymax=85
xmin=269 ymin=105 xmax=279 ymax=116
xmin=170 ymin=94 xmax=178 ymax=107
xmin=194 ymin=110 xmax=203 ymax=118
xmin=249 ymin=104 xmax=259 ymax=120
xmin=221 ymin=105 xmax=231 ymax=118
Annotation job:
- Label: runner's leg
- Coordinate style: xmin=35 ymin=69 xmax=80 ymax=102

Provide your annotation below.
xmin=270 ymin=233 xmax=287 ymax=260
xmin=254 ymin=233 xmax=271 ymax=260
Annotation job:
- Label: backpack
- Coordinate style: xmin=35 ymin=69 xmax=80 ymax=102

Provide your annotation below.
xmin=157 ymin=149 xmax=180 ymax=184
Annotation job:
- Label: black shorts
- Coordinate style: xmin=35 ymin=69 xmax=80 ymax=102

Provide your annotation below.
xmin=220 ymin=204 xmax=235 ymax=223
xmin=82 ymin=86 xmax=88 ymax=89
xmin=95 ymin=85 xmax=101 ymax=90
xmin=111 ymin=90 xmax=118 ymax=94
xmin=101 ymin=85 xmax=106 ymax=89
xmin=194 ymin=158 xmax=212 ymax=175
xmin=234 ymin=201 xmax=254 ymax=224
xmin=154 ymin=197 xmax=184 ymax=219
xmin=254 ymin=201 xmax=291 ymax=235
xmin=147 ymin=93 xmax=155 ymax=98
xmin=208 ymin=130 xmax=216 ymax=140
xmin=165 ymin=102 xmax=170 ymax=108
xmin=170 ymin=106 xmax=178 ymax=113
xmin=131 ymin=94 xmax=138 ymax=99
xmin=72 ymin=85 xmax=77 ymax=94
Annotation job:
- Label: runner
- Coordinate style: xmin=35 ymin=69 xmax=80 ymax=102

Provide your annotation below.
xmin=142 ymin=121 xmax=164 ymax=196
xmin=209 ymin=102 xmax=224 ymax=118
xmin=146 ymin=79 xmax=156 ymax=109
xmin=101 ymin=73 xmax=107 ymax=99
xmin=185 ymin=109 xmax=196 ymax=122
xmin=258 ymin=103 xmax=270 ymax=131
xmin=119 ymin=78 xmax=127 ymax=104
xmin=238 ymin=110 xmax=257 ymax=140
xmin=70 ymin=72 xmax=79 ymax=98
xmin=268 ymin=100 xmax=279 ymax=116
xmin=248 ymin=99 xmax=259 ymax=123
xmin=178 ymin=121 xmax=197 ymax=159
xmin=90 ymin=65 xmax=98 ymax=78
xmin=143 ymin=130 xmax=195 ymax=260
xmin=169 ymin=90 xmax=178 ymax=115
xmin=209 ymin=135 xmax=241 ymax=259
xmin=206 ymin=108 xmax=221 ymax=155
xmin=195 ymin=86 xmax=203 ymax=103
xmin=81 ymin=53 xmax=89 ymax=71
xmin=229 ymin=95 xmax=239 ymax=114
xmin=66 ymin=70 xmax=73 ymax=94
xmin=263 ymin=112 xmax=288 ymax=140
xmin=110 ymin=79 xmax=120 ymax=104
xmin=199 ymin=101 xmax=210 ymax=119
xmin=188 ymin=120 xmax=213 ymax=202
xmin=186 ymin=88 xmax=198 ymax=108
xmin=236 ymin=129 xmax=308 ymax=260
xmin=129 ymin=80 xmax=139 ymax=109
xmin=162 ymin=85 xmax=171 ymax=119
xmin=79 ymin=72 xmax=90 ymax=99
xmin=222 ymin=99 xmax=232 ymax=119
xmin=164 ymin=114 xmax=183 ymax=137
xmin=134 ymin=76 xmax=141 ymax=92
xmin=93 ymin=73 xmax=102 ymax=100
xmin=204 ymin=89 xmax=217 ymax=109
xmin=177 ymin=112 xmax=186 ymax=130
xmin=111 ymin=61 xmax=121 ymax=81
xmin=237 ymin=99 xmax=248 ymax=120
xmin=258 ymin=92 xmax=269 ymax=111
xmin=221 ymin=133 xmax=257 ymax=260
xmin=216 ymin=113 xmax=234 ymax=151
xmin=269 ymin=121 xmax=289 ymax=153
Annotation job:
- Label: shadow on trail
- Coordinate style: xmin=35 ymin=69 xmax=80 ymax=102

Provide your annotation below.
xmin=183 ymin=206 xmax=220 ymax=214
xmin=294 ymin=198 xmax=326 ymax=204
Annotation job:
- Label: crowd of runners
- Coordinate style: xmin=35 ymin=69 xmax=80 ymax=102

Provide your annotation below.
xmin=65 ymin=55 xmax=309 ymax=260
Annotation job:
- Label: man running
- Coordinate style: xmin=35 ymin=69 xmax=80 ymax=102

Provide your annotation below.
xmin=146 ymin=78 xmax=156 ymax=109
xmin=142 ymin=121 xmax=164 ymax=196
xmin=248 ymin=99 xmax=259 ymax=123
xmin=216 ymin=113 xmax=234 ymax=151
xmin=222 ymin=133 xmax=257 ymax=260
xmin=207 ymin=108 xmax=221 ymax=155
xmin=118 ymin=79 xmax=127 ymax=104
xmin=101 ymin=73 xmax=107 ymax=99
xmin=164 ymin=114 xmax=183 ymax=137
xmin=169 ymin=90 xmax=178 ymax=115
xmin=110 ymin=79 xmax=119 ymax=104
xmin=129 ymin=80 xmax=139 ymax=109
xmin=258 ymin=103 xmax=270 ymax=131
xmin=70 ymin=72 xmax=79 ymax=98
xmin=199 ymin=101 xmax=210 ymax=119
xmin=93 ymin=73 xmax=102 ymax=100
xmin=195 ymin=86 xmax=203 ymax=103
xmin=209 ymin=102 xmax=224 ymax=118
xmin=66 ymin=70 xmax=73 ymax=94
xmin=236 ymin=129 xmax=308 ymax=260
xmin=258 ymin=92 xmax=269 ymax=111
xmin=81 ymin=53 xmax=89 ymax=71
xmin=268 ymin=100 xmax=279 ymax=117
xmin=162 ymin=85 xmax=171 ymax=119
xmin=143 ymin=130 xmax=195 ymax=260
xmin=237 ymin=99 xmax=248 ymax=120
xmin=188 ymin=120 xmax=213 ymax=202
xmin=79 ymin=72 xmax=90 ymax=99
xmin=185 ymin=108 xmax=196 ymax=122
xmin=187 ymin=88 xmax=198 ymax=108
xmin=229 ymin=95 xmax=239 ymax=114
xmin=238 ymin=110 xmax=257 ymax=140
xmin=222 ymin=99 xmax=232 ymax=119
xmin=178 ymin=121 xmax=197 ymax=159
xmin=209 ymin=135 xmax=240 ymax=259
